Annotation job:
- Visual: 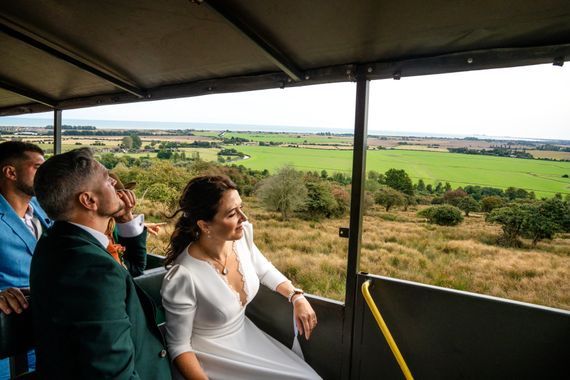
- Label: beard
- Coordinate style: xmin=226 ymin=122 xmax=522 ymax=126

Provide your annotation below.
xmin=98 ymin=198 xmax=125 ymax=218
xmin=15 ymin=179 xmax=34 ymax=196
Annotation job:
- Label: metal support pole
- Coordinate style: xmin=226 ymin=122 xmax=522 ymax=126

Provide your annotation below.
xmin=53 ymin=109 xmax=62 ymax=155
xmin=341 ymin=78 xmax=369 ymax=379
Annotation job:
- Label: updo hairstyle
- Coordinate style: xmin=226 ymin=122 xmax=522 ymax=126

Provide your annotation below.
xmin=165 ymin=175 xmax=237 ymax=266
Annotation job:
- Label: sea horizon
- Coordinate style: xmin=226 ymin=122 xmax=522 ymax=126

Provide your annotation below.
xmin=0 ymin=116 xmax=564 ymax=142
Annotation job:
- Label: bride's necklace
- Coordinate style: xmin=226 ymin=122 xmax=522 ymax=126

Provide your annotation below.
xmin=206 ymin=244 xmax=232 ymax=275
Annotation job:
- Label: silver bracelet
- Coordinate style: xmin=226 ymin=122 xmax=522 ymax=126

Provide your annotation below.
xmin=292 ymin=295 xmax=306 ymax=305
xmin=287 ymin=287 xmax=304 ymax=303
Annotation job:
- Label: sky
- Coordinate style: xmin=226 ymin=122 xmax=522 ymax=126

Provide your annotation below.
xmin=10 ymin=63 xmax=570 ymax=140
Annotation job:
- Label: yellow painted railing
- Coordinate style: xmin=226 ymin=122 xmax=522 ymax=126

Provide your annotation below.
xmin=361 ymin=280 xmax=414 ymax=380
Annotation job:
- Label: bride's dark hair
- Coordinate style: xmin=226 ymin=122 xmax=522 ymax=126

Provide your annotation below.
xmin=165 ymin=175 xmax=237 ymax=266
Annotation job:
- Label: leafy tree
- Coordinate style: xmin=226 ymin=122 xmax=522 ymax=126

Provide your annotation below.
xmin=99 ymin=153 xmax=120 ymax=169
xmin=403 ymin=194 xmax=417 ymax=211
xmin=384 ymin=168 xmax=413 ymax=195
xmin=330 ymin=185 xmax=350 ymax=217
xmin=206 ymin=164 xmax=260 ymax=197
xmin=520 ymin=203 xmax=560 ymax=245
xmin=431 ymin=197 xmax=445 ymax=205
xmin=121 ymin=136 xmax=133 ymax=149
xmin=368 ymin=170 xmax=385 ymax=184
xmin=480 ymin=187 xmax=504 ymax=198
xmin=562 ymin=201 xmax=570 ymax=232
xmin=302 ymin=180 xmax=338 ymax=219
xmin=505 ymin=187 xmax=530 ymax=201
xmin=418 ymin=205 xmax=464 ymax=226
xmin=130 ymin=134 xmax=142 ymax=149
xmin=486 ymin=204 xmax=529 ymax=247
xmin=426 ymin=184 xmax=433 ymax=193
xmin=144 ymin=183 xmax=179 ymax=206
xmin=374 ymin=187 xmax=405 ymax=211
xmin=456 ymin=196 xmax=480 ymax=216
xmin=444 ymin=182 xmax=452 ymax=192
xmin=481 ymin=195 xmax=505 ymax=212
xmin=416 ymin=179 xmax=426 ymax=193
xmin=488 ymin=199 xmax=567 ymax=246
xmin=434 ymin=182 xmax=443 ymax=194
xmin=331 ymin=172 xmax=351 ymax=185
xmin=257 ymin=166 xmax=307 ymax=220
xmin=320 ymin=169 xmax=328 ymax=179
xmin=157 ymin=150 xmax=172 ymax=159
xmin=443 ymin=188 xmax=468 ymax=206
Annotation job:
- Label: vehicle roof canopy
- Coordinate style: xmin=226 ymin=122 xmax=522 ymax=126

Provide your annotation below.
xmin=2 ymin=0 xmax=570 ymax=116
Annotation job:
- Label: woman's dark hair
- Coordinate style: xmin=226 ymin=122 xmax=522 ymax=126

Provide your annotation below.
xmin=165 ymin=175 xmax=237 ymax=266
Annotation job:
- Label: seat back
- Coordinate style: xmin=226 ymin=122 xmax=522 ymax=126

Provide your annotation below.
xmin=134 ymin=267 xmax=168 ymax=324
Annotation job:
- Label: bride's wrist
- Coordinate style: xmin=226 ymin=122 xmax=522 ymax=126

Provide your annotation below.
xmin=292 ymin=294 xmax=305 ymax=305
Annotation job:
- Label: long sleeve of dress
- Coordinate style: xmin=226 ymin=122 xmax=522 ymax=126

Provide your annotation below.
xmin=161 ymin=264 xmax=197 ymax=360
xmin=242 ymin=222 xmax=288 ymax=291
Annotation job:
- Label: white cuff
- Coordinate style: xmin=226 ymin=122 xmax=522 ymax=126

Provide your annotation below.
xmin=116 ymin=214 xmax=145 ymax=238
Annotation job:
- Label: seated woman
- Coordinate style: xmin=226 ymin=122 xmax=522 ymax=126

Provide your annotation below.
xmin=161 ymin=175 xmax=322 ymax=380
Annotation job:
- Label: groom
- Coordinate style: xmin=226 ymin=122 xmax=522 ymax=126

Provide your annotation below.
xmin=30 ymin=148 xmax=171 ymax=379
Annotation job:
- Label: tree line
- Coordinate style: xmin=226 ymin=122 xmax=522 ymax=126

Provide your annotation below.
xmin=99 ymin=151 xmax=569 ymax=248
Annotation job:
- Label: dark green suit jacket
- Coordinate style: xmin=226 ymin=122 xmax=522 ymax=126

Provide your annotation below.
xmin=30 ymin=222 xmax=171 ymax=379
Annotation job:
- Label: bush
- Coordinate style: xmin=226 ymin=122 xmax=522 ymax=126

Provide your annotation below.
xmin=456 ymin=196 xmax=481 ymax=216
xmin=487 ymin=204 xmax=531 ymax=247
xmin=384 ymin=168 xmax=414 ymax=195
xmin=256 ymin=166 xmax=307 ymax=220
xmin=431 ymin=197 xmax=445 ymax=205
xmin=144 ymin=183 xmax=179 ymax=207
xmin=330 ymin=185 xmax=350 ymax=218
xmin=481 ymin=195 xmax=505 ymax=212
xmin=301 ymin=180 xmax=338 ymax=220
xmin=418 ymin=205 xmax=464 ymax=226
xmin=443 ymin=188 xmax=468 ymax=206
xmin=374 ymin=187 xmax=405 ymax=211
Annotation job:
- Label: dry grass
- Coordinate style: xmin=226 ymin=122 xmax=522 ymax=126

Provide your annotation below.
xmin=529 ymin=150 xmax=570 ymax=161
xmin=145 ymin=198 xmax=570 ymax=310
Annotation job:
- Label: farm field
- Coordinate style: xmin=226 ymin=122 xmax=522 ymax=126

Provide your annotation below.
xmin=231 ymin=146 xmax=570 ymax=197
xmin=193 ymin=131 xmax=352 ymax=145
xmin=529 ymin=150 xmax=570 ymax=161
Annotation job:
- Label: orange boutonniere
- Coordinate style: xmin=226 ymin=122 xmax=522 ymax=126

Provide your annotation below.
xmin=107 ymin=243 xmax=126 ymax=265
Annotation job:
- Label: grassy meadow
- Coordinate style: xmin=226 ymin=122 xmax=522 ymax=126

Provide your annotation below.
xmin=193 ymin=131 xmax=352 ymax=145
xmin=141 ymin=197 xmax=570 ymax=310
xmin=232 ymin=146 xmax=570 ymax=198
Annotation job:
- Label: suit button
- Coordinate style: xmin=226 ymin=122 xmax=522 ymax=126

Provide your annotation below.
xmin=159 ymin=349 xmax=167 ymax=358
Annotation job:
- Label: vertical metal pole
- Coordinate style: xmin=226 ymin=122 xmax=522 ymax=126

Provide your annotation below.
xmin=53 ymin=109 xmax=62 ymax=155
xmin=341 ymin=78 xmax=369 ymax=379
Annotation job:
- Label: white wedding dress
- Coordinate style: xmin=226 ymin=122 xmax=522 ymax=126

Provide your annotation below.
xmin=161 ymin=222 xmax=321 ymax=380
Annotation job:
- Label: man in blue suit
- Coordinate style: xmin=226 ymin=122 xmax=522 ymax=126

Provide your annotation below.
xmin=0 ymin=141 xmax=51 ymax=379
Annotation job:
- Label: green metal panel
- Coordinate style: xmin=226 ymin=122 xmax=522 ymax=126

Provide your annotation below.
xmin=352 ymin=273 xmax=570 ymax=379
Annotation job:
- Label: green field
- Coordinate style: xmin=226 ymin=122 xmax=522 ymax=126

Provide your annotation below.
xmin=230 ymin=146 xmax=570 ymax=197
xmin=193 ymin=131 xmax=351 ymax=145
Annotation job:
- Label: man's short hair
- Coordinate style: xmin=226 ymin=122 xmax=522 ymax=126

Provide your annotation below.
xmin=34 ymin=148 xmax=98 ymax=220
xmin=0 ymin=141 xmax=44 ymax=169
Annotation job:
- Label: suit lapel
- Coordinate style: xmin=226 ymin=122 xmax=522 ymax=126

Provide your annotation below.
xmin=0 ymin=194 xmax=36 ymax=255
xmin=53 ymin=221 xmax=165 ymax=343
xmin=30 ymin=197 xmax=52 ymax=230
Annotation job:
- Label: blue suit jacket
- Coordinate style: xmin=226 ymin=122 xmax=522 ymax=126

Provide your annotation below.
xmin=0 ymin=195 xmax=51 ymax=290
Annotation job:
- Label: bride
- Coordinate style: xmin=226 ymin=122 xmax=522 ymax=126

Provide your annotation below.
xmin=161 ymin=175 xmax=322 ymax=380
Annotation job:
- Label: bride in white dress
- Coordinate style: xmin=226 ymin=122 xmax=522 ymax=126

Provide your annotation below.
xmin=161 ymin=175 xmax=322 ymax=380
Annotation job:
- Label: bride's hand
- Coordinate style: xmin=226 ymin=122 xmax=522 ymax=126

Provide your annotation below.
xmin=293 ymin=296 xmax=317 ymax=340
